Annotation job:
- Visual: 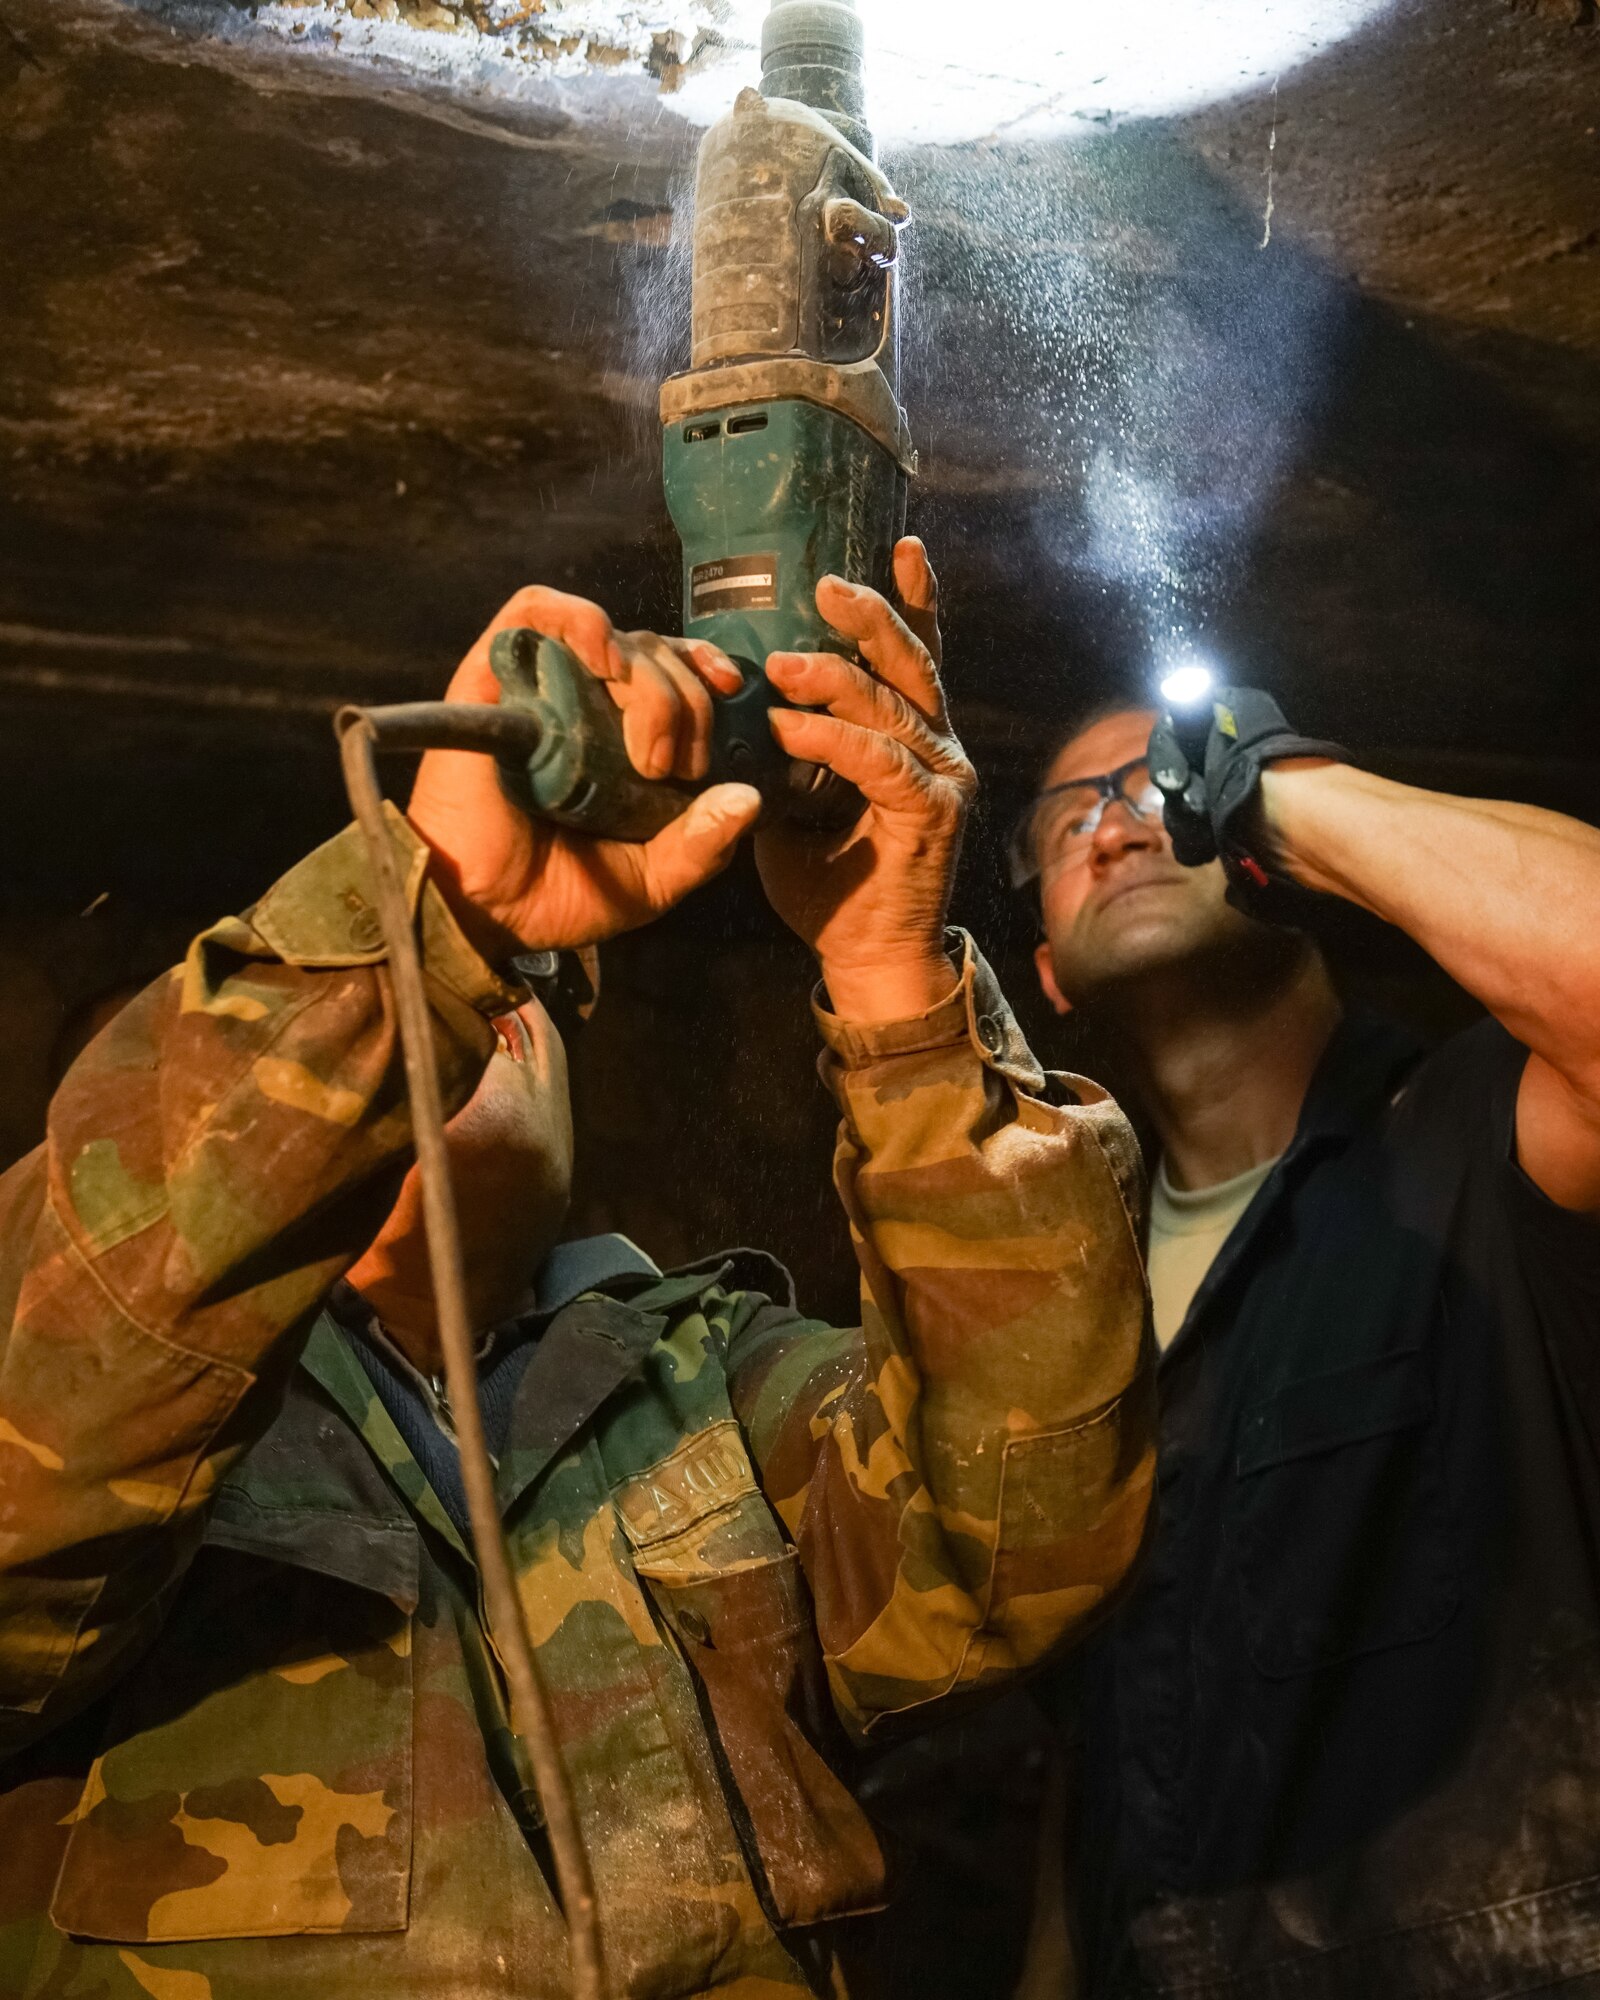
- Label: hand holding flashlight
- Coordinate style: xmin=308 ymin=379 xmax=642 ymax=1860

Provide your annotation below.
xmin=1148 ymin=672 xmax=1350 ymax=922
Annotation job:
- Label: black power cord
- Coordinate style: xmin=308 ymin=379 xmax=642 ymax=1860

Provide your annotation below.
xmin=336 ymin=701 xmax=607 ymax=2000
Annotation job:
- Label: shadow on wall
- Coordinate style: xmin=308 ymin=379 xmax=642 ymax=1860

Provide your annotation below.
xmin=0 ymin=907 xmax=195 ymax=1179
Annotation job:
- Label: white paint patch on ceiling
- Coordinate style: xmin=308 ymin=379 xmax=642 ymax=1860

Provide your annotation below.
xmin=178 ymin=0 xmax=1396 ymax=143
xmin=682 ymin=0 xmax=1398 ymax=142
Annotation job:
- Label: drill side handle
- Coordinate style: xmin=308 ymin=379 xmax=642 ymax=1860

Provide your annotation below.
xmin=491 ymin=628 xmax=698 ymax=842
xmin=341 ymin=631 xmax=862 ymax=845
xmin=492 ymin=628 xmax=861 ymax=840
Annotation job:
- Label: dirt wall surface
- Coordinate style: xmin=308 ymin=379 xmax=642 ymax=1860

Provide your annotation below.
xmin=0 ymin=0 xmax=1596 ymax=1310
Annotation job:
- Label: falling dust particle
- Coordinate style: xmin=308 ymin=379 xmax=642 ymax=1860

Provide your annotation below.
xmin=1260 ymin=76 xmax=1279 ymax=250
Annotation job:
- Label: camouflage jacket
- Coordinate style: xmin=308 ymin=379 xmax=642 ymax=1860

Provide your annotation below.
xmin=0 ymin=810 xmax=1154 ymax=2000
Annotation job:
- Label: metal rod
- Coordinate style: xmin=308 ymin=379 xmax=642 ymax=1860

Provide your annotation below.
xmin=336 ymin=699 xmax=545 ymax=761
xmin=336 ymin=707 xmax=607 ymax=2000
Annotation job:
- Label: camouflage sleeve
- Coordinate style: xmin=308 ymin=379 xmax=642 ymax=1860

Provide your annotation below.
xmin=726 ymin=931 xmax=1156 ymax=1740
xmin=0 ymin=806 xmax=518 ymax=1751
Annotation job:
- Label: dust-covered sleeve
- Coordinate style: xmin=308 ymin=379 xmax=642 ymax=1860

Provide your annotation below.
xmin=725 ymin=931 xmax=1156 ymax=1740
xmin=0 ymin=806 xmax=519 ymax=1750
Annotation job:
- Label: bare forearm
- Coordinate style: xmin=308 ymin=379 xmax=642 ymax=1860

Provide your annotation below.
xmin=1265 ymin=762 xmax=1600 ymax=1089
xmin=818 ymin=948 xmax=959 ymax=1025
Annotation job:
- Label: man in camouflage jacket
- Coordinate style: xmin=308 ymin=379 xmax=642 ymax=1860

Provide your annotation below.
xmin=0 ymin=551 xmax=1154 ymax=2000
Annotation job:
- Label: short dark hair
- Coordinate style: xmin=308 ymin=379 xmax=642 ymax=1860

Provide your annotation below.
xmin=1032 ymin=693 xmax=1157 ymax=795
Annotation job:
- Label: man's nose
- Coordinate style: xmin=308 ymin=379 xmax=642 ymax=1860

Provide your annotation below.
xmin=1089 ymin=797 xmax=1165 ymax=867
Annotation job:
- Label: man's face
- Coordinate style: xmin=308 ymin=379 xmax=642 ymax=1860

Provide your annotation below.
xmin=348 ymin=995 xmax=575 ymax=1334
xmin=448 ymin=999 xmax=575 ymax=1269
xmin=1032 ymin=708 xmax=1259 ymax=1012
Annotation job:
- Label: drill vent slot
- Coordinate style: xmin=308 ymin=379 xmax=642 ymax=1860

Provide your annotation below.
xmin=726 ymin=412 xmax=770 ymax=436
xmin=684 ymin=421 xmax=721 ymax=443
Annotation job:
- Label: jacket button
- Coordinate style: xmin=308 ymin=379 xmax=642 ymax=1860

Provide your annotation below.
xmin=348 ymin=905 xmax=385 ymax=952
xmin=976 ymin=1013 xmax=1004 ymax=1055
xmin=678 ymin=1609 xmax=711 ymax=1646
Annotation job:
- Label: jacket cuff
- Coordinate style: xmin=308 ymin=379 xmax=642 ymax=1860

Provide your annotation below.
xmin=813 ymin=929 xmax=1047 ymax=1093
xmin=246 ymin=804 xmax=524 ymax=1017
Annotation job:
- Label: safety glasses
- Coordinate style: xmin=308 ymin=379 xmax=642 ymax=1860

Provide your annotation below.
xmin=1007 ymin=757 xmax=1167 ymax=889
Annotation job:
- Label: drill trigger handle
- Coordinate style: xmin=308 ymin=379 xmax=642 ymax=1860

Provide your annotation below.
xmin=709 ymin=660 xmax=863 ymax=833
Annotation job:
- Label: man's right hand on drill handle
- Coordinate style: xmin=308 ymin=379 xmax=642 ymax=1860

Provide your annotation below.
xmin=760 ymin=538 xmax=975 ymax=1026
xmin=406 ymin=585 xmax=763 ymax=966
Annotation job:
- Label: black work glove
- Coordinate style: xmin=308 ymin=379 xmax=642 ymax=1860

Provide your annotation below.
xmin=1147 ymin=688 xmax=1349 ymax=924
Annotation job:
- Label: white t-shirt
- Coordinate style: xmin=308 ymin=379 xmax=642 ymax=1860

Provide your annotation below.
xmin=1147 ymin=1155 xmax=1280 ymax=1350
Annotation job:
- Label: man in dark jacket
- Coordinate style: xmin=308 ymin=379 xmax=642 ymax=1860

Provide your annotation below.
xmin=1018 ymin=690 xmax=1600 ymax=1999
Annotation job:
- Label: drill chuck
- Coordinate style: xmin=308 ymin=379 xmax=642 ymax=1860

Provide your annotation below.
xmin=761 ymin=0 xmax=871 ymax=157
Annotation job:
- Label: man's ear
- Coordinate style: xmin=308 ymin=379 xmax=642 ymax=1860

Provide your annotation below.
xmin=1035 ymin=939 xmax=1073 ymax=1018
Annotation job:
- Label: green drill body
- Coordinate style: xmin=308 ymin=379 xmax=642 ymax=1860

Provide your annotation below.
xmin=664 ymin=397 xmax=906 ymax=676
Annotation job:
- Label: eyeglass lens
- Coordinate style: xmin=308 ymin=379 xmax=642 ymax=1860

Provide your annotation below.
xmin=1028 ymin=761 xmax=1165 ymax=878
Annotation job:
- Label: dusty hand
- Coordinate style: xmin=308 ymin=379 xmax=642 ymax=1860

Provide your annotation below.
xmin=406 ymin=586 xmax=760 ymax=957
xmin=759 ymin=539 xmax=975 ymax=1023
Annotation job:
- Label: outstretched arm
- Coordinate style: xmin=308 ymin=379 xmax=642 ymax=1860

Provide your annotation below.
xmin=0 ymin=820 xmax=510 ymax=1748
xmin=727 ymin=938 xmax=1155 ymax=1739
xmin=733 ymin=545 xmax=1156 ymax=1736
xmin=1264 ymin=762 xmax=1600 ymax=1213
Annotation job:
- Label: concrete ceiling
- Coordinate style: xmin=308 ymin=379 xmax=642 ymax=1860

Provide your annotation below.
xmin=2 ymin=0 xmax=1597 ymax=918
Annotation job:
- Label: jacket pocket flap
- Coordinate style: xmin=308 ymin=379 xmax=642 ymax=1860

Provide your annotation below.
xmin=1238 ymin=1350 xmax=1432 ymax=1477
xmin=614 ymin=1422 xmax=760 ymax=1559
xmin=639 ymin=1552 xmax=886 ymax=1929
xmin=204 ymin=1488 xmax=420 ymax=1612
xmin=52 ymin=1554 xmax=413 ymax=1943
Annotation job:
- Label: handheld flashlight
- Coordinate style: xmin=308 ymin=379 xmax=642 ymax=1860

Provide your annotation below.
xmin=1151 ymin=656 xmax=1221 ymax=867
